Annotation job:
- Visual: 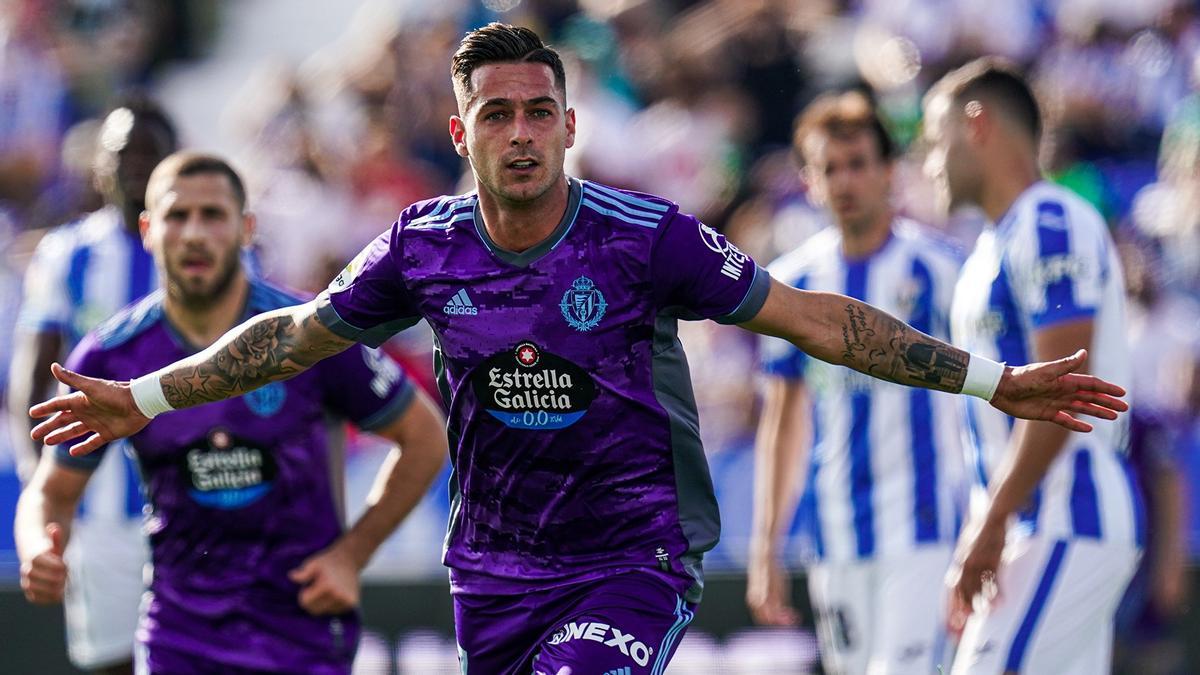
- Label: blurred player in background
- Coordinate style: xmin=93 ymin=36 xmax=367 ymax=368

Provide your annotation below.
xmin=15 ymin=152 xmax=446 ymax=674
xmin=6 ymin=97 xmax=177 ymax=675
xmin=25 ymin=25 xmax=1130 ymax=675
xmin=749 ymin=91 xmax=964 ymax=674
xmin=923 ymin=58 xmax=1144 ymax=674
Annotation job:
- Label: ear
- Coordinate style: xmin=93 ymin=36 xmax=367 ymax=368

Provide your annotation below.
xmin=239 ymin=211 xmax=257 ymax=248
xmin=564 ymin=108 xmax=577 ymax=150
xmin=964 ymin=99 xmax=988 ymax=145
xmin=449 ymin=116 xmax=469 ymax=158
xmin=138 ymin=211 xmax=152 ymax=251
xmin=800 ymin=165 xmax=827 ymax=207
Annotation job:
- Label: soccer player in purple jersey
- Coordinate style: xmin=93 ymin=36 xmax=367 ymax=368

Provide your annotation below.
xmin=15 ymin=152 xmax=447 ymax=674
xmin=29 ymin=25 xmax=1128 ymax=675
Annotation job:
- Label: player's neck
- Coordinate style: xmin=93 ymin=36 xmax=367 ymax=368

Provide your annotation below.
xmin=477 ymin=178 xmax=570 ymax=253
xmin=163 ymin=272 xmax=251 ymax=348
xmin=839 ymin=209 xmax=893 ymax=260
xmin=119 ymin=205 xmax=141 ymax=235
xmin=980 ymin=156 xmax=1040 ymax=223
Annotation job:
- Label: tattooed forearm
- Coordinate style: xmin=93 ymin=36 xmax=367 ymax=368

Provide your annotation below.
xmin=838 ymin=300 xmax=968 ymax=393
xmin=160 ymin=305 xmax=354 ymax=409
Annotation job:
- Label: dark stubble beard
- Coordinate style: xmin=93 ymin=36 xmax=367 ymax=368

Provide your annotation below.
xmin=169 ymin=245 xmax=242 ymax=310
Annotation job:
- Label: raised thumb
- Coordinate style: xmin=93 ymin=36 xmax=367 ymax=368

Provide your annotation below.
xmin=46 ymin=523 xmax=65 ymax=557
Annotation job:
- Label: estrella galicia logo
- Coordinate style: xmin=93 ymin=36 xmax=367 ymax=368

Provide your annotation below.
xmin=243 ymin=382 xmax=286 ymax=417
xmin=472 ymin=342 xmax=596 ymax=429
xmin=560 ymin=276 xmax=607 ymax=332
xmin=182 ymin=429 xmax=277 ymax=509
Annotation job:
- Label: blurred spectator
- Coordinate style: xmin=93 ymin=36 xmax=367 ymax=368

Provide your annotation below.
xmin=1112 ymin=232 xmax=1199 ymax=675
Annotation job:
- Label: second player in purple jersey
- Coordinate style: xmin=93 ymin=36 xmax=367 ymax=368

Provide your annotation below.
xmin=15 ymin=152 xmax=446 ymax=675
xmin=61 ymin=280 xmax=415 ymax=671
xmin=319 ymin=177 xmax=768 ymax=601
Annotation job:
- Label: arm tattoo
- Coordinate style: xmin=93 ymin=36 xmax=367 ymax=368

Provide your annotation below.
xmin=838 ymin=301 xmax=968 ymax=393
xmin=160 ymin=310 xmax=352 ymax=409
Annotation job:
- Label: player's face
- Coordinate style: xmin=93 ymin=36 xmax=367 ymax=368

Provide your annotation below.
xmin=96 ymin=114 xmax=175 ymax=214
xmin=143 ymin=173 xmax=252 ymax=308
xmin=802 ymin=131 xmax=892 ymax=234
xmin=922 ymin=93 xmax=981 ymax=212
xmin=450 ymin=62 xmax=576 ymax=206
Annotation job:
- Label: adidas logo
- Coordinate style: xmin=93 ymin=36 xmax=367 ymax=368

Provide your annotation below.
xmin=602 ymin=668 xmax=631 ymax=675
xmin=443 ymin=288 xmax=478 ymax=316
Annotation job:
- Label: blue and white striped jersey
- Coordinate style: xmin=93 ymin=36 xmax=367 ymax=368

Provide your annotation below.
xmin=17 ymin=205 xmax=155 ymax=521
xmin=950 ymin=181 xmax=1144 ymax=547
xmin=761 ymin=219 xmax=965 ymax=563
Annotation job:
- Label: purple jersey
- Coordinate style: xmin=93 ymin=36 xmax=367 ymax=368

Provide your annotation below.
xmin=56 ymin=279 xmax=416 ymax=673
xmin=317 ymin=178 xmax=768 ymax=601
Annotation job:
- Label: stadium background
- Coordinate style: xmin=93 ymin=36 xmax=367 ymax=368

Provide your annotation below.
xmin=2 ymin=0 xmax=1200 ymax=672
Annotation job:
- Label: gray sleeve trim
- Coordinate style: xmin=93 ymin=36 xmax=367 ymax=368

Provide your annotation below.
xmin=716 ymin=265 xmax=771 ymax=325
xmin=314 ymin=291 xmax=419 ymax=349
xmin=357 ymin=379 xmax=417 ymax=432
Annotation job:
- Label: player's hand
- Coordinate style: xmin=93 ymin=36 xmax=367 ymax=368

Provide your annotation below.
xmin=946 ymin=515 xmax=1006 ymax=611
xmin=20 ymin=523 xmax=67 ymax=604
xmin=289 ymin=544 xmax=361 ymax=616
xmin=989 ymin=350 xmax=1127 ymax=433
xmin=29 ymin=363 xmax=150 ymax=456
xmin=746 ymin=553 xmax=800 ymax=626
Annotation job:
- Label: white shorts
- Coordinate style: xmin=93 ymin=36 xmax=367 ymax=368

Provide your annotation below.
xmin=951 ymin=536 xmax=1140 ymax=675
xmin=807 ymin=545 xmax=954 ymax=675
xmin=63 ymin=505 xmax=148 ymax=668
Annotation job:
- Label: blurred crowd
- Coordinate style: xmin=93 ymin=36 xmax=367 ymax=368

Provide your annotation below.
xmin=3 ymin=0 xmax=1200 ymax=671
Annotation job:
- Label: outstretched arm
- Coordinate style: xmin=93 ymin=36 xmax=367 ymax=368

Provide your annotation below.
xmin=29 ymin=299 xmax=356 ymax=455
xmin=740 ymin=279 xmax=1127 ymax=430
xmin=947 ymin=319 xmax=1114 ymax=609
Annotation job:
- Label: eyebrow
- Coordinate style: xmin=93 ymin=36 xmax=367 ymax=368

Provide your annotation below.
xmin=479 ymin=96 xmax=560 ymax=109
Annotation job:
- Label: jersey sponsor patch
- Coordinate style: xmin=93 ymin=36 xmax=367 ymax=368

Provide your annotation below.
xmin=698 ymin=222 xmax=748 ymax=280
xmin=473 ymin=342 xmax=596 ymax=429
xmin=182 ymin=429 xmax=278 ymax=509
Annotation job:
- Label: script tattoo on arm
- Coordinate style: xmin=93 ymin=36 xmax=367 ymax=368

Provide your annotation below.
xmin=160 ymin=307 xmax=354 ymax=409
xmin=838 ymin=300 xmax=968 ymax=393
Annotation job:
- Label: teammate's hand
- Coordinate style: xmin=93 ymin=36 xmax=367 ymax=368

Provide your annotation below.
xmin=28 ymin=363 xmax=150 ymax=456
xmin=989 ymin=350 xmax=1127 ymax=433
xmin=289 ymin=545 xmax=361 ymax=616
xmin=746 ymin=554 xmax=800 ymax=626
xmin=946 ymin=515 xmax=1006 ymax=611
xmin=20 ymin=523 xmax=67 ymax=604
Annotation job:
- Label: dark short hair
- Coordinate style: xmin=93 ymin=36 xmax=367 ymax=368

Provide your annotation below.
xmin=793 ymin=90 xmax=896 ymax=164
xmin=104 ymin=93 xmax=179 ymax=150
xmin=146 ymin=152 xmax=247 ymax=211
xmin=451 ymin=23 xmax=566 ymax=102
xmin=926 ymin=57 xmax=1041 ymax=141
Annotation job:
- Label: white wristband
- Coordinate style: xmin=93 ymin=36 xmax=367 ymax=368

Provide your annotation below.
xmin=962 ymin=354 xmax=1005 ymax=401
xmin=130 ymin=372 xmax=174 ymax=419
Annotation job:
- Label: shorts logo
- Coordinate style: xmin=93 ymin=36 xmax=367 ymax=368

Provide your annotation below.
xmin=244 ymin=382 xmax=286 ymax=417
xmin=546 ymin=622 xmax=653 ymax=667
xmin=560 ymin=276 xmax=607 ymax=332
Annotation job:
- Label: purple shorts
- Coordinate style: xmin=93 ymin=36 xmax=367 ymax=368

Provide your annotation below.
xmin=453 ymin=570 xmax=697 ymax=675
